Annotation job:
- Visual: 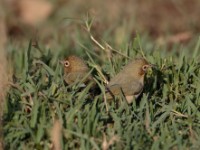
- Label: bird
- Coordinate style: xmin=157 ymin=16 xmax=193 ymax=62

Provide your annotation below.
xmin=60 ymin=55 xmax=93 ymax=85
xmin=106 ymin=57 xmax=153 ymax=103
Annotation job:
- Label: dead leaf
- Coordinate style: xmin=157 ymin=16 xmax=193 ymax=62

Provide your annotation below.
xmin=167 ymin=31 xmax=192 ymax=44
xmin=157 ymin=31 xmax=193 ymax=46
xmin=102 ymin=133 xmax=119 ymax=150
xmin=18 ymin=0 xmax=53 ymax=26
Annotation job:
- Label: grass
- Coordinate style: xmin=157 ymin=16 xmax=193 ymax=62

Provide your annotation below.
xmin=3 ymin=17 xmax=200 ymax=150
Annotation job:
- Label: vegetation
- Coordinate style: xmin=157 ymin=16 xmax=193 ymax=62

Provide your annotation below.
xmin=3 ymin=15 xmax=200 ymax=149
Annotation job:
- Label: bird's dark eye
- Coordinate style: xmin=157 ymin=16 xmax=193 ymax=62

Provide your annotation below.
xmin=64 ymin=61 xmax=70 ymax=67
xmin=142 ymin=65 xmax=148 ymax=71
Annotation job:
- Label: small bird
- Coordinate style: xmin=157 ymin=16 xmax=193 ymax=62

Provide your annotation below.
xmin=60 ymin=55 xmax=92 ymax=85
xmin=106 ymin=57 xmax=153 ymax=103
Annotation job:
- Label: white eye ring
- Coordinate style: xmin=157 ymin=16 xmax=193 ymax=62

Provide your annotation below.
xmin=64 ymin=61 xmax=70 ymax=67
xmin=142 ymin=65 xmax=149 ymax=71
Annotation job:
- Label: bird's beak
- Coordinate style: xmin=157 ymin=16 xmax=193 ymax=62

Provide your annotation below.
xmin=59 ymin=60 xmax=65 ymax=65
xmin=149 ymin=64 xmax=157 ymax=68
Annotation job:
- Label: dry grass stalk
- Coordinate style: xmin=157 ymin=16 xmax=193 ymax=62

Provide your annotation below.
xmin=51 ymin=120 xmax=62 ymax=150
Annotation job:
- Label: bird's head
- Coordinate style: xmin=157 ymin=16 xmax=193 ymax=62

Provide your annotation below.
xmin=60 ymin=55 xmax=89 ymax=74
xmin=125 ymin=58 xmax=154 ymax=78
xmin=138 ymin=58 xmax=153 ymax=75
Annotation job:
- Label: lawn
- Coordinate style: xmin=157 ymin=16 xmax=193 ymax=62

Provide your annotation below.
xmin=1 ymin=1 xmax=200 ymax=149
xmin=3 ymin=16 xmax=200 ymax=149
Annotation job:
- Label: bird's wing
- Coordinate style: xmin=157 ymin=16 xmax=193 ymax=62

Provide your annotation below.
xmin=64 ymin=72 xmax=92 ymax=85
xmin=106 ymin=79 xmax=143 ymax=98
xmin=107 ymin=71 xmax=130 ymax=86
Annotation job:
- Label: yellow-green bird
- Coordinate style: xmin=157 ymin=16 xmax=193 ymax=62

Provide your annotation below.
xmin=60 ymin=55 xmax=92 ymax=85
xmin=106 ymin=58 xmax=153 ymax=103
